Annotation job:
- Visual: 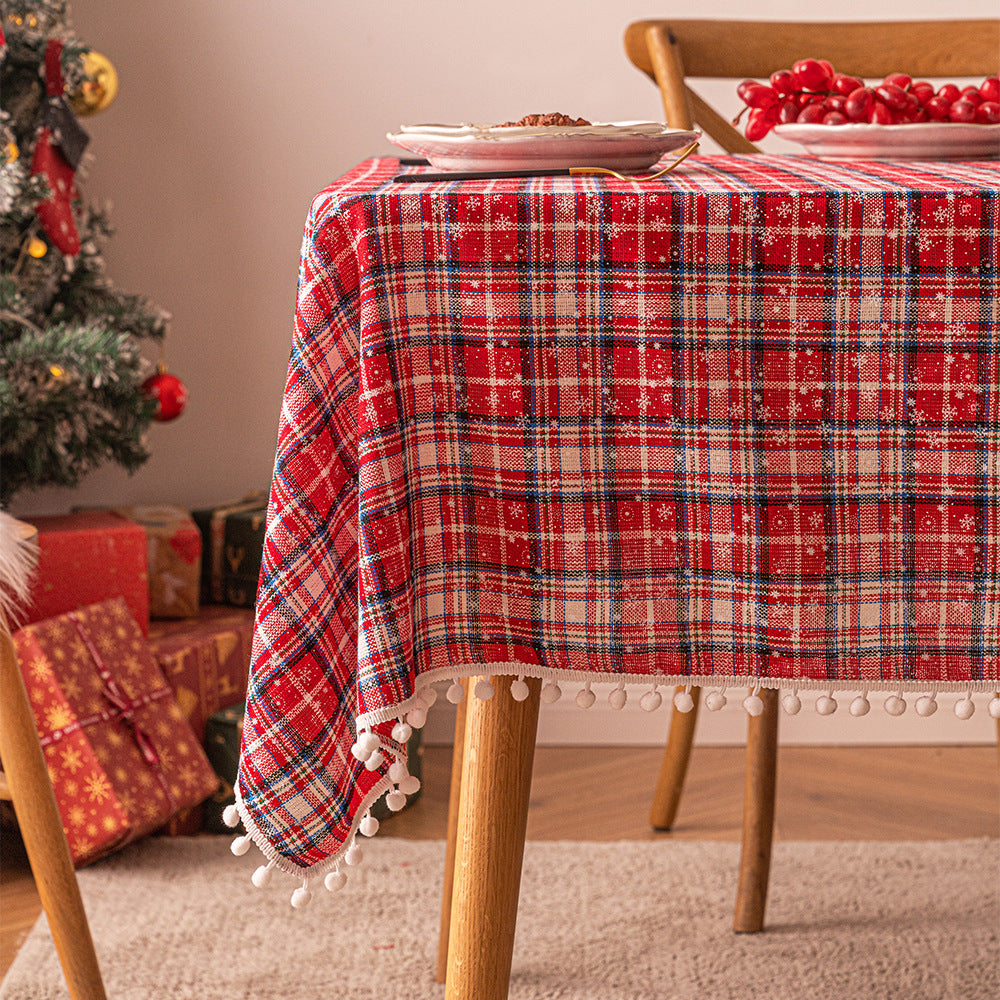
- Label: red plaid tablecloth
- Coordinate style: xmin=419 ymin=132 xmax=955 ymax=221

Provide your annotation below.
xmin=235 ymin=155 xmax=999 ymax=884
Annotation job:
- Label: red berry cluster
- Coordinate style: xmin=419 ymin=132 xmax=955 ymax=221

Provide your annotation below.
xmin=736 ymin=58 xmax=1000 ymax=141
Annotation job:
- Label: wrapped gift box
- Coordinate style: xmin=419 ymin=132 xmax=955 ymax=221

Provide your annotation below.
xmin=202 ymin=704 xmax=244 ymax=834
xmin=115 ymin=505 xmax=202 ymax=619
xmin=147 ymin=606 xmax=253 ymax=834
xmin=192 ymin=494 xmax=267 ymax=606
xmin=23 ymin=510 xmax=150 ymax=636
xmin=11 ymin=598 xmax=218 ymax=865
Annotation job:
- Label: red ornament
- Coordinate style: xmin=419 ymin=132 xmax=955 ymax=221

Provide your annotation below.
xmin=142 ymin=368 xmax=188 ymax=422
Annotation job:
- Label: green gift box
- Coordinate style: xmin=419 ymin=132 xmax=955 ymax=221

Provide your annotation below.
xmin=192 ymin=494 xmax=267 ymax=608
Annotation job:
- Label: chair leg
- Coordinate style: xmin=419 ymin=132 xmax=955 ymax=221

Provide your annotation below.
xmin=444 ymin=675 xmax=541 ymax=1000
xmin=0 ymin=628 xmax=107 ymax=1000
xmin=435 ymin=679 xmax=468 ymax=984
xmin=733 ymin=687 xmax=779 ymax=933
xmin=648 ymin=686 xmax=700 ymax=830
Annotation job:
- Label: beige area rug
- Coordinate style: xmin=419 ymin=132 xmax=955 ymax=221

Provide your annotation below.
xmin=2 ymin=836 xmax=997 ymax=1000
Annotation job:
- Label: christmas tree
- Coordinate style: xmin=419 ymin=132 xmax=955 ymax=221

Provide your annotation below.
xmin=0 ymin=0 xmax=181 ymax=507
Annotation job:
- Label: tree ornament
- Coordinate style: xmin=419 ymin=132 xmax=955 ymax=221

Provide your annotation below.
xmin=69 ymin=50 xmax=118 ymax=115
xmin=142 ymin=362 xmax=188 ymax=421
xmin=30 ymin=40 xmax=90 ymax=256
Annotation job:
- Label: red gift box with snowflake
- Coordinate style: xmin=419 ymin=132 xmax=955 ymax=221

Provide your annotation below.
xmin=11 ymin=598 xmax=218 ymax=866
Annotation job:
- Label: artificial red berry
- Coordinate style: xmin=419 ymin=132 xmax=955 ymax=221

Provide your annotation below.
xmin=883 ymin=72 xmax=912 ymax=91
xmin=980 ymin=77 xmax=1000 ymax=103
xmin=742 ymin=83 xmax=780 ymax=109
xmin=745 ymin=107 xmax=776 ymax=140
xmin=777 ymin=98 xmax=799 ymax=124
xmin=875 ymin=83 xmax=908 ymax=110
xmin=844 ymin=87 xmax=874 ymax=121
xmin=792 ymin=58 xmax=831 ymax=92
xmin=868 ymin=101 xmax=894 ymax=125
xmin=959 ymin=86 xmax=983 ymax=107
xmin=948 ymin=99 xmax=977 ymax=123
xmin=796 ymin=103 xmax=826 ymax=124
xmin=769 ymin=69 xmax=796 ymax=95
xmin=909 ymin=81 xmax=935 ymax=104
xmin=823 ymin=94 xmax=847 ymax=114
xmin=924 ymin=95 xmax=951 ymax=120
xmin=975 ymin=100 xmax=1000 ymax=124
xmin=832 ymin=73 xmax=864 ymax=96
xmin=937 ymin=83 xmax=961 ymax=103
xmin=822 ymin=111 xmax=847 ymax=125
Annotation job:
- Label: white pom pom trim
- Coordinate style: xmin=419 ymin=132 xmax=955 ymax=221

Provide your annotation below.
xmin=252 ymin=860 xmax=276 ymax=889
xmin=324 ymin=868 xmax=347 ymax=892
xmin=446 ymin=680 xmax=465 ymax=704
xmin=406 ymin=707 xmax=427 ymax=728
xmin=364 ymin=750 xmax=385 ymax=771
xmin=540 ymin=680 xmax=562 ymax=703
xmin=849 ymin=694 xmax=871 ymax=717
xmin=954 ymin=692 xmax=975 ymax=720
xmin=391 ymin=720 xmax=412 ymax=744
xmin=474 ymin=679 xmax=495 ymax=701
xmin=230 ymin=834 xmax=253 ymax=857
xmin=359 ymin=813 xmax=380 ymax=837
xmin=673 ymin=687 xmax=695 ymax=713
xmin=222 ymin=804 xmax=240 ymax=828
xmin=510 ymin=675 xmax=530 ymax=702
xmin=884 ymin=693 xmax=906 ymax=717
xmin=639 ymin=686 xmax=662 ymax=712
xmin=290 ymin=880 xmax=312 ymax=908
xmin=815 ymin=692 xmax=837 ymax=716
xmin=743 ymin=688 xmax=764 ymax=717
xmin=989 ymin=696 xmax=1000 ymax=720
xmin=608 ymin=683 xmax=627 ymax=710
xmin=398 ymin=774 xmax=421 ymax=795
xmin=705 ymin=689 xmax=727 ymax=712
xmin=385 ymin=789 xmax=407 ymax=812
xmin=576 ymin=683 xmax=596 ymax=709
xmin=344 ymin=843 xmax=363 ymax=866
xmin=782 ymin=691 xmax=802 ymax=715
xmin=915 ymin=694 xmax=938 ymax=717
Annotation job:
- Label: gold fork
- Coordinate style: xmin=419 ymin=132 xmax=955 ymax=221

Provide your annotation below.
xmin=568 ymin=140 xmax=700 ymax=181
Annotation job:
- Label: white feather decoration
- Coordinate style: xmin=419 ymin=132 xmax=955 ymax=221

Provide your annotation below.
xmin=0 ymin=512 xmax=39 ymax=631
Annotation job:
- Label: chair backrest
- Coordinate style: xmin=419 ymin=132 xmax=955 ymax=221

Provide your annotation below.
xmin=624 ymin=19 xmax=1000 ymax=153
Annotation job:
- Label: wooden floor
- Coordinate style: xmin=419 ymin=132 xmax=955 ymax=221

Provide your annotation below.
xmin=1 ymin=743 xmax=997 ymax=979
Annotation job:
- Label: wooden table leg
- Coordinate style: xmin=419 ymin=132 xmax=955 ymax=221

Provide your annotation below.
xmin=435 ymin=679 xmax=468 ymax=984
xmin=0 ymin=626 xmax=107 ymax=1000
xmin=733 ymin=687 xmax=779 ymax=933
xmin=649 ymin=686 xmax=701 ymax=830
xmin=445 ymin=675 xmax=541 ymax=1000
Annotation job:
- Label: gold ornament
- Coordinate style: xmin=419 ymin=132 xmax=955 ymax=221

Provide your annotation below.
xmin=28 ymin=237 xmax=48 ymax=259
xmin=69 ymin=50 xmax=119 ymax=116
xmin=4 ymin=141 xmax=18 ymax=163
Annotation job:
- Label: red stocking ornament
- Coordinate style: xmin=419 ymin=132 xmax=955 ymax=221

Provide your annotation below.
xmin=30 ymin=40 xmax=89 ymax=256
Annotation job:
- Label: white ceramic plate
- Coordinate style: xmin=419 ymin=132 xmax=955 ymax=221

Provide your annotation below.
xmin=387 ymin=122 xmax=701 ymax=172
xmin=774 ymin=122 xmax=1000 ymax=160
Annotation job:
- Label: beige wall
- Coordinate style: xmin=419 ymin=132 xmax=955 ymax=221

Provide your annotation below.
xmin=10 ymin=0 xmax=996 ymax=515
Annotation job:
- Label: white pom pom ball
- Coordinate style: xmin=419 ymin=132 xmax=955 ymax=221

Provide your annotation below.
xmin=540 ymin=681 xmax=562 ymax=703
xmin=743 ymin=693 xmax=764 ymax=717
xmin=324 ymin=870 xmax=347 ymax=892
xmin=782 ymin=693 xmax=802 ymax=715
xmin=673 ymin=690 xmax=695 ymax=713
xmin=705 ymin=690 xmax=727 ymax=712
xmin=391 ymin=721 xmax=412 ymax=744
xmin=251 ymin=864 xmax=274 ymax=889
xmin=989 ymin=696 xmax=1000 ymax=720
xmin=290 ymin=885 xmax=312 ymax=908
xmin=406 ymin=707 xmax=427 ymax=728
xmin=639 ymin=689 xmax=662 ymax=712
xmin=388 ymin=760 xmax=408 ymax=783
xmin=915 ymin=696 xmax=938 ymax=717
xmin=350 ymin=741 xmax=372 ymax=763
xmin=364 ymin=751 xmax=385 ymax=771
xmin=446 ymin=681 xmax=465 ymax=704
xmin=418 ymin=686 xmax=438 ymax=708
xmin=510 ymin=677 xmax=530 ymax=702
xmin=474 ymin=679 xmax=495 ymax=701
xmin=576 ymin=686 xmax=596 ymax=709
xmin=884 ymin=694 xmax=906 ymax=716
xmin=222 ymin=804 xmax=240 ymax=828
xmin=398 ymin=774 xmax=421 ymax=795
xmin=230 ymin=834 xmax=252 ymax=857
xmin=385 ymin=789 xmax=407 ymax=812
xmin=359 ymin=815 xmax=380 ymax=837
xmin=849 ymin=695 xmax=871 ymax=717
xmin=358 ymin=730 xmax=380 ymax=754
xmin=954 ymin=697 xmax=975 ymax=720
xmin=608 ymin=686 xmax=627 ymax=710
xmin=344 ymin=844 xmax=363 ymax=866
xmin=815 ymin=695 xmax=837 ymax=716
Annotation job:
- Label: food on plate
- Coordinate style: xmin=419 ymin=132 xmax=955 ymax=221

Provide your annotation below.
xmin=496 ymin=113 xmax=592 ymax=127
xmin=733 ymin=61 xmax=1000 ymax=140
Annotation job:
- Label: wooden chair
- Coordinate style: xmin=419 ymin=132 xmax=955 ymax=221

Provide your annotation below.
xmin=623 ymin=19 xmax=1000 ymax=153
xmin=0 ymin=522 xmax=107 ymax=1000
xmin=623 ymin=16 xmax=1000 ymax=933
